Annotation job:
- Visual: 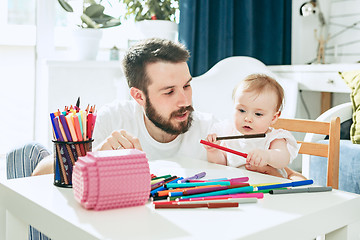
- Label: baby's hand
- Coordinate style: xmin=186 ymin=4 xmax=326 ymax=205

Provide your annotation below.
xmin=246 ymin=149 xmax=270 ymax=167
xmin=204 ymin=134 xmax=221 ymax=152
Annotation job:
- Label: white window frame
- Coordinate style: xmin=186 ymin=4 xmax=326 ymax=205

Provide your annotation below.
xmin=0 ymin=0 xmax=36 ymax=46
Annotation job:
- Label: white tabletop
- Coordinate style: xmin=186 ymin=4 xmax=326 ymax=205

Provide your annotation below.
xmin=1 ymin=158 xmax=360 ymax=240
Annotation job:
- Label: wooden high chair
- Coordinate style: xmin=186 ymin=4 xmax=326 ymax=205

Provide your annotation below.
xmin=272 ymin=117 xmax=341 ymax=189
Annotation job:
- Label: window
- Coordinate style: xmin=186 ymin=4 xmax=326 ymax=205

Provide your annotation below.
xmin=0 ymin=0 xmax=37 ymax=154
xmin=1 ymin=0 xmax=36 ymax=45
xmin=53 ymin=1 xmax=137 ymax=53
xmin=7 ymin=0 xmax=36 ymax=25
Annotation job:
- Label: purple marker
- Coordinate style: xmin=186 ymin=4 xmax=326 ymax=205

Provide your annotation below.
xmin=178 ymin=172 xmax=206 ymax=183
xmin=225 ymin=177 xmax=249 ymax=184
xmin=184 ymin=185 xmax=229 ymax=195
xmin=151 ymin=180 xmax=165 ymax=189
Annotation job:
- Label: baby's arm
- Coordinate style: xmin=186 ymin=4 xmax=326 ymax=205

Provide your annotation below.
xmin=285 ymin=167 xmax=307 ymax=181
xmin=203 ymin=133 xmax=227 ymax=165
xmin=246 ymin=138 xmax=290 ymax=169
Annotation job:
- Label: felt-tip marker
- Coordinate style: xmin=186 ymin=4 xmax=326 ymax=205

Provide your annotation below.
xmin=269 ymin=186 xmax=332 ymax=194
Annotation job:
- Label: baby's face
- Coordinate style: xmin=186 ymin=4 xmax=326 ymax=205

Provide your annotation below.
xmin=233 ymin=88 xmax=280 ymax=135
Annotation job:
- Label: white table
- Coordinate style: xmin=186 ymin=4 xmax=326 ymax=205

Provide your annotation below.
xmin=1 ymin=158 xmax=360 ymax=240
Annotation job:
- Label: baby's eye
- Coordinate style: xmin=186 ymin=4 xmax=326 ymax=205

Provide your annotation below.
xmin=255 ymin=112 xmax=263 ymax=117
xmin=238 ymin=109 xmax=245 ymax=113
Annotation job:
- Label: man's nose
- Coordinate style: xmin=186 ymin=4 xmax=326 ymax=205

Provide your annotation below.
xmin=178 ymin=90 xmax=191 ymax=106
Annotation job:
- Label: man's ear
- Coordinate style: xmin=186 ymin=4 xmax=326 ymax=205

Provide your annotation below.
xmin=271 ymin=111 xmax=281 ymax=125
xmin=130 ymin=87 xmax=146 ymax=106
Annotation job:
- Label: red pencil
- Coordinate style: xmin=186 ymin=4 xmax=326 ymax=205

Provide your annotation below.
xmin=200 ymin=140 xmax=248 ymax=158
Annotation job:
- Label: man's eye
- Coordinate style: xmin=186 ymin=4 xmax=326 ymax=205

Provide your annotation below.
xmin=255 ymin=113 xmax=263 ymax=116
xmin=165 ymin=90 xmax=174 ymax=95
xmin=184 ymin=84 xmax=191 ymax=88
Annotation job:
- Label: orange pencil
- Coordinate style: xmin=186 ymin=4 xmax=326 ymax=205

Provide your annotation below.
xmin=73 ymin=114 xmax=83 ymax=141
xmin=65 ymin=114 xmax=82 ymax=157
xmin=81 ymin=111 xmax=87 ymax=140
xmin=65 ymin=114 xmax=77 ymax=141
xmin=72 ymin=114 xmax=85 ymax=155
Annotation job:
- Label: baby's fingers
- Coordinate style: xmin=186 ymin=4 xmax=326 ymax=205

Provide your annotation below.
xmin=206 ymin=133 xmax=218 ymax=143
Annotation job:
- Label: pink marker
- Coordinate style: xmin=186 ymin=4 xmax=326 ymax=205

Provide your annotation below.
xmin=179 ymin=192 xmax=264 ymax=201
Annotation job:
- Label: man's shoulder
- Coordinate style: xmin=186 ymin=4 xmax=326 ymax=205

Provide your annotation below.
xmin=191 ymin=111 xmax=220 ymax=134
xmin=98 ymin=99 xmax=139 ymax=115
xmin=192 ymin=110 xmax=218 ymax=123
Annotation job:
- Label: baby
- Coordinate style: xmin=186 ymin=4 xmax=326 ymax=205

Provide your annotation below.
xmin=204 ymin=73 xmax=299 ymax=178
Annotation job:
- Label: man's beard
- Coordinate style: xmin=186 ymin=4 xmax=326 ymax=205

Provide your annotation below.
xmin=145 ymin=96 xmax=194 ymax=135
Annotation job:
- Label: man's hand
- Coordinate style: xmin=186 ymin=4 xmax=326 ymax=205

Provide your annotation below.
xmin=96 ymin=130 xmax=143 ymax=151
xmin=32 ymin=155 xmax=54 ymax=176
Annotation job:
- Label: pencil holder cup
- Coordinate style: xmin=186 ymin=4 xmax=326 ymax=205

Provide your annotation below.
xmin=53 ymin=139 xmax=93 ymax=188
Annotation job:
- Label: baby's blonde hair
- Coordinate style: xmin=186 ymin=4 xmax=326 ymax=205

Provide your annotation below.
xmin=232 ymin=74 xmax=284 ymax=112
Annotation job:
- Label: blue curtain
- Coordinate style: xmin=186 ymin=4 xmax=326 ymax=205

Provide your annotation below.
xmin=179 ymin=0 xmax=292 ymax=76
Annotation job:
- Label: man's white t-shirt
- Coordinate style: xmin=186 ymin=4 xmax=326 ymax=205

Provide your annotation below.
xmin=92 ymin=100 xmax=218 ymax=161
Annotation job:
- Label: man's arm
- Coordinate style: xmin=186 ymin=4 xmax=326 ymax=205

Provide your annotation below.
xmin=32 ymin=129 xmax=143 ymax=176
xmin=32 ymin=155 xmax=54 ymax=176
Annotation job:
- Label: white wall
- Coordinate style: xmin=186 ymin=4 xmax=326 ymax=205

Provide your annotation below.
xmin=291 ymin=0 xmax=355 ymax=121
xmin=292 ymin=0 xmax=360 ymax=64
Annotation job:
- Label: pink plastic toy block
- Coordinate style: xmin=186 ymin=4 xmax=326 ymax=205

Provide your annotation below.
xmin=72 ymin=149 xmax=151 ymax=210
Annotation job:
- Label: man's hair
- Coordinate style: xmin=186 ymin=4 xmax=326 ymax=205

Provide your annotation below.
xmin=122 ymin=38 xmax=190 ymax=95
xmin=232 ymin=73 xmax=284 ymax=112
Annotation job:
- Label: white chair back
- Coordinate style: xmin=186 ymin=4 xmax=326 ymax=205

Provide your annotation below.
xmin=191 ymin=56 xmax=298 ymax=120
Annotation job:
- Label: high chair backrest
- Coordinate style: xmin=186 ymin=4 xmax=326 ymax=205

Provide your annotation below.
xmin=272 ymin=117 xmax=341 ymax=189
xmin=191 ymin=56 xmax=299 ymax=121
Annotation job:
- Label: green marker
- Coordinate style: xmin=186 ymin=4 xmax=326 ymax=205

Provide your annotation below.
xmin=180 ymin=186 xmax=254 ymax=200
